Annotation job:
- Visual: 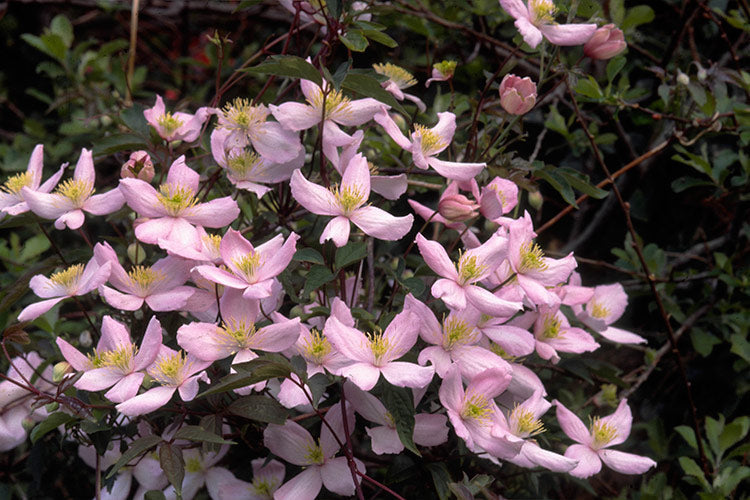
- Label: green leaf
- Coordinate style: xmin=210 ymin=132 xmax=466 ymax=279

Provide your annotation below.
xmin=610 ymin=0 xmax=625 ymax=25
xmin=245 ymin=55 xmax=322 ymax=86
xmin=704 ymin=415 xmax=724 ymax=459
xmin=574 ymin=76 xmax=603 ymax=99
xmin=197 ymin=373 xmax=264 ymax=398
xmin=690 ymin=328 xmax=721 ymax=357
xmin=622 ymin=5 xmax=655 ymax=30
xmin=719 ymin=417 xmax=750 ymax=456
xmin=671 ymin=176 xmax=716 ymax=193
xmin=675 ymin=425 xmax=697 ymax=449
xmin=341 ymin=73 xmax=406 ymax=115
xmin=50 ymin=15 xmax=74 ymax=48
xmin=159 ymin=442 xmax=185 ymax=497
xmin=426 ymin=463 xmax=452 ymax=500
xmin=679 ymin=456 xmax=709 ymax=488
xmin=106 ymin=435 xmax=162 ymax=479
xmin=144 ymin=491 xmax=167 ymax=500
xmin=729 ymin=333 xmax=750 ymax=363
xmin=307 ymin=373 xmax=330 ymax=409
xmin=362 ymin=29 xmax=398 ymax=48
xmin=228 ymin=395 xmax=289 ymax=424
xmin=339 ymin=31 xmax=369 ymax=52
xmin=606 ymin=56 xmax=627 ymax=82
xmin=381 ymin=386 xmax=420 ymax=456
xmin=558 ymin=168 xmax=609 ymax=199
xmin=303 ymin=265 xmax=335 ymax=298
xmin=534 ymin=167 xmax=577 ymax=206
xmin=30 ymin=412 xmax=76 ymax=443
xmin=294 ymin=248 xmax=325 ymax=265
xmin=400 ymin=277 xmax=426 ymax=296
xmin=172 ymin=425 xmax=234 ymax=445
xmin=93 ymin=134 xmax=148 ymax=156
xmin=335 ymin=241 xmax=367 ymax=269
xmin=544 ymin=105 xmax=568 ymax=136
xmin=120 ymin=104 xmax=150 ymax=136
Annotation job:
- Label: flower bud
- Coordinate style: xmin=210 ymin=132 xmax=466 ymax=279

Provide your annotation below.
xmin=438 ymin=194 xmax=479 ymax=222
xmin=498 ymin=74 xmax=537 ymax=115
xmin=121 ymin=150 xmax=154 ymax=181
xmin=528 ymin=189 xmax=543 ymax=210
xmin=425 ymin=60 xmax=457 ymax=87
xmin=676 ymin=70 xmax=690 ymax=86
xmin=52 ymin=361 xmax=72 ymax=383
xmin=583 ymin=24 xmax=626 ymax=60
xmin=127 ymin=242 xmax=146 ymax=265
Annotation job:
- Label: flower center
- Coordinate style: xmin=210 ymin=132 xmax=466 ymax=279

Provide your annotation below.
xmin=253 ymin=478 xmax=278 ymax=497
xmin=308 ymin=88 xmax=351 ymax=120
xmin=373 ymin=62 xmax=417 ymax=89
xmin=413 ymin=124 xmax=448 ymax=155
xmin=510 ymin=404 xmax=545 ymax=437
xmin=128 ymin=266 xmax=165 ymax=295
xmin=590 ymin=417 xmax=618 ymax=448
xmin=434 ymin=60 xmax=457 ymax=78
xmin=589 ymin=301 xmax=610 ymax=319
xmin=233 ymin=251 xmax=262 ymax=282
xmin=55 ymin=179 xmax=94 ymax=207
xmin=518 ymin=241 xmax=547 ymax=273
xmin=367 ymin=329 xmax=391 ymax=365
xmin=305 ymin=441 xmax=325 ymax=465
xmin=529 ymin=0 xmax=556 ymax=25
xmin=157 ymin=184 xmax=198 ymax=216
xmin=332 ymin=184 xmax=365 ymax=215
xmin=227 ymin=151 xmax=264 ymax=179
xmin=488 ymin=342 xmax=517 ymax=361
xmin=49 ymin=263 xmax=84 ymax=291
xmin=461 ymin=394 xmax=493 ymax=424
xmin=302 ymin=329 xmax=332 ymax=364
xmin=218 ymin=318 xmax=256 ymax=352
xmin=541 ymin=314 xmax=562 ymax=339
xmin=1 ymin=171 xmax=33 ymax=195
xmin=443 ymin=316 xmax=478 ymax=350
xmin=457 ymin=251 xmax=486 ymax=285
xmin=220 ymin=98 xmax=269 ymax=135
xmin=149 ymin=350 xmax=190 ymax=386
xmin=157 ymin=112 xmax=184 ymax=136
xmin=89 ymin=344 xmax=138 ymax=372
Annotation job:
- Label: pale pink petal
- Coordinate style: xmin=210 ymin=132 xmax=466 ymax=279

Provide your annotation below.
xmin=251 ymin=121 xmax=302 ymax=163
xmin=467 ymin=368 xmax=512 ymax=400
xmin=598 ymin=399 xmax=632 ymax=447
xmin=194 ymin=265 xmax=249 ymax=290
xmin=404 ymin=294 xmax=442 ymax=345
xmin=554 ymin=400 xmax=591 ymax=445
xmin=350 ymin=207 xmax=413 ymax=242
xmin=427 ymin=158 xmax=485 ymax=181
xmin=177 ymin=371 xmax=208 ymax=401
xmin=21 ymin=189 xmax=71 ymax=219
xmin=264 ymin=421 xmax=316 ymax=465
xmin=116 ymin=386 xmax=176 ymax=416
xmin=599 ymin=449 xmax=657 ymax=474
xmin=367 ymin=425 xmax=403 ymax=454
xmin=371 ymin=174 xmax=407 ymax=200
xmin=599 ymin=326 xmax=647 ymax=344
xmin=242 ymin=279 xmax=276 ymax=299
xmin=517 ymin=273 xmax=559 ymax=307
xmin=482 ymin=325 xmax=535 ymax=356
xmin=515 ymin=17 xmax=543 ymax=48
xmin=146 ymin=287 xmax=195 ymax=311
xmin=73 ymin=148 xmax=95 ymax=183
xmin=252 ymin=319 xmax=301 ymax=352
xmin=438 ymin=364 xmax=464 ymax=414
xmin=257 ymin=232 xmax=299 ymax=281
xmin=565 ymin=444 xmax=602 ymax=478
xmin=374 ymin=109 xmax=412 ymax=150
xmin=341 ymin=154 xmax=371 ymax=198
xmin=320 ymin=456 xmax=362 ymax=496
xmin=344 ymin=381 xmax=388 ymax=425
xmin=54 ymin=209 xmax=85 ymax=230
xmin=17 ymin=297 xmax=65 ymax=321
xmin=520 ymin=442 xmax=578 ymax=472
xmin=451 ymin=345 xmax=512 ymax=380
xmin=404 ymin=92 xmax=426 ymax=112
xmin=466 ymin=285 xmax=522 ymax=316
xmin=432 ymin=279 xmax=467 ymax=310
xmin=274 ymin=468 xmax=322 ymax=500
xmin=78 ymin=259 xmax=111 ymax=294
xmin=499 ymin=0 xmax=529 ymax=20
xmin=185 ymin=196 xmax=240 ymax=227
xmin=332 ymin=97 xmax=382 ymax=126
xmin=415 ymin=234 xmax=458 ymax=280
xmin=144 ymin=95 xmax=166 ymax=128
xmin=540 ymin=23 xmax=597 ymax=46
xmin=290 ymin=169 xmax=340 ymax=216
xmin=134 ymin=217 xmax=177 ymax=245
xmin=166 ymin=156 xmax=200 ymax=192
xmin=177 ymin=323 xmax=231 ymax=361
xmin=56 ymin=337 xmax=91 ymax=371
xmin=320 ymin=401 xmax=354 ymax=458
xmin=99 ymin=285 xmax=145 ymax=311
xmin=413 ymin=413 xmax=449 ymax=447
xmin=429 ymin=112 xmax=456 ymax=152
xmin=28 ymin=274 xmax=63 ymax=299
xmin=118 ymin=178 xmax=165 ymax=217
xmin=380 ymin=361 xmax=434 ymax=389
xmin=132 ymin=316 xmax=164 ymax=371
xmin=38 ymin=164 xmax=66 ymax=194
xmin=320 ymin=216 xmax=351 ymax=247
xmin=324 ymin=316 xmax=373 ymax=360
xmin=339 ymin=362 xmax=382 ymax=391
xmin=418 ymin=346 xmax=453 ymax=378
xmin=269 ymin=102 xmax=321 ymax=131
xmin=104 ymin=372 xmax=146 ymax=403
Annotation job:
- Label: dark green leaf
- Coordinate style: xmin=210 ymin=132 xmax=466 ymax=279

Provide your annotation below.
xmin=106 ymin=435 xmax=162 ymax=479
xmin=622 ymin=5 xmax=655 ymax=31
xmin=93 ymin=134 xmax=148 ymax=156
xmin=335 ymin=241 xmax=367 ymax=269
xmin=30 ymin=412 xmax=76 ymax=443
xmin=307 ymin=373 xmax=331 ymax=409
xmin=341 ymin=73 xmax=406 ymax=115
xmin=574 ymin=76 xmax=603 ymax=99
xmin=534 ymin=167 xmax=577 ymax=207
xmin=196 ymin=373 xmax=265 ymax=398
xmin=670 ymin=176 xmax=715 ymax=193
xmin=339 ymin=31 xmax=369 ymax=52
xmin=245 ymin=55 xmax=322 ymax=86
xmin=120 ymin=104 xmax=150 ymax=136
xmin=159 ymin=443 xmax=185 ymax=497
xmin=50 ymin=15 xmax=74 ymax=48
xmin=558 ymin=168 xmax=609 ymax=199
xmin=400 ymin=277 xmax=426 ymax=296
xmin=294 ymin=248 xmax=325 ymax=265
xmin=362 ymin=29 xmax=398 ymax=48
xmin=303 ymin=265 xmax=335 ymax=298
xmin=228 ymin=395 xmax=289 ymax=424
xmin=382 ymin=386 xmax=420 ymax=456
xmin=426 ymin=463 xmax=452 ymax=500
xmin=327 ymin=0 xmax=341 ymax=19
xmin=606 ymin=56 xmax=626 ymax=82
xmin=675 ymin=425 xmax=697 ymax=449
xmin=173 ymin=425 xmax=234 ymax=445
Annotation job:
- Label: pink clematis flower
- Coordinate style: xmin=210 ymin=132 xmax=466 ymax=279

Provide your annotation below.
xmin=375 ymin=109 xmax=486 ymax=181
xmin=18 ymin=257 xmax=111 ymax=322
xmin=193 ymin=229 xmax=299 ymax=300
xmin=324 ymin=309 xmax=435 ymax=391
xmin=161 ymin=446 xmax=235 ymax=500
xmin=119 ymin=156 xmax=239 ymax=250
xmin=344 ymin=381 xmax=449 ymax=454
xmin=479 ymin=176 xmax=519 ymax=221
xmin=499 ymin=0 xmax=597 ymax=49
xmin=373 ymin=62 xmax=426 ymax=112
xmin=56 ymin=316 xmax=163 ymax=403
xmin=425 ymin=60 xmax=457 ymax=87
xmin=263 ymin=403 xmax=365 ymax=500
xmin=22 ymin=148 xmax=125 ymax=230
xmin=574 ymin=283 xmax=647 ymax=344
xmin=0 ymin=144 xmax=65 ymax=219
xmin=143 ymin=94 xmax=211 ymax=143
xmin=415 ymin=232 xmax=522 ymax=316
xmin=512 ymin=305 xmax=599 ymax=363
xmin=217 ymin=458 xmax=286 ymax=500
xmin=555 ymin=399 xmax=657 ymax=478
xmin=290 ymin=154 xmax=413 ymax=247
xmin=94 ymin=242 xmax=196 ymax=311
xmin=116 ymin=346 xmax=211 ymax=416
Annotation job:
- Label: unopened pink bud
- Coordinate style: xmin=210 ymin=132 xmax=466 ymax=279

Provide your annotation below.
xmin=121 ymin=150 xmax=154 ymax=181
xmin=498 ymin=74 xmax=537 ymax=115
xmin=438 ymin=194 xmax=479 ymax=222
xmin=584 ymin=24 xmax=626 ymax=60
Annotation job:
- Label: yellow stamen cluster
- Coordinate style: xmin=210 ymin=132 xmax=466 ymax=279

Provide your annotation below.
xmin=529 ymin=0 xmax=556 ymax=25
xmin=88 ymin=344 xmax=137 ymax=372
xmin=305 ymin=442 xmax=325 ymax=465
xmin=373 ymin=63 xmax=417 ymax=89
xmin=302 ymin=329 xmax=332 ymax=364
xmin=589 ymin=301 xmax=610 ymax=319
xmin=510 ymin=404 xmax=545 ymax=437
xmin=590 ymin=417 xmax=618 ymax=448
xmin=434 ymin=60 xmax=457 ymax=78
xmin=185 ymin=457 xmax=203 ymax=473
xmin=367 ymin=329 xmax=391 ymax=364
xmin=457 ymin=251 xmax=486 ymax=285
xmin=157 ymin=112 xmax=184 ymax=136
xmin=253 ymin=479 xmax=278 ymax=497
xmin=443 ymin=316 xmax=478 ymax=349
xmin=149 ymin=350 xmax=189 ymax=386
xmin=308 ymin=89 xmax=351 ymax=119
xmin=332 ymin=184 xmax=365 ymax=215
xmin=1 ymin=171 xmax=33 ymax=195
xmin=518 ymin=241 xmax=547 ymax=273
xmin=368 ymin=161 xmax=379 ymax=176
xmin=202 ymin=233 xmax=222 ymax=254
xmin=234 ymin=252 xmax=262 ymax=281
xmin=227 ymin=151 xmax=264 ymax=179
xmin=49 ymin=263 xmax=84 ymax=290
xmin=541 ymin=314 xmax=562 ymax=339
xmin=461 ymin=394 xmax=493 ymax=423
xmin=128 ymin=266 xmax=165 ymax=295
xmin=55 ymin=179 xmax=94 ymax=207
xmin=413 ymin=124 xmax=448 ymax=154
xmin=218 ymin=319 xmax=256 ymax=351
xmin=157 ymin=184 xmax=198 ymax=216
xmin=488 ymin=342 xmax=517 ymax=361
xmin=220 ymin=98 xmax=268 ymax=134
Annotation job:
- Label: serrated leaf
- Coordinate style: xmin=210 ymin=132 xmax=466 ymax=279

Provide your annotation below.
xmin=339 ymin=30 xmax=369 ymax=52
xmin=382 ymin=386 xmax=420 ymax=456
xmin=228 ymin=395 xmax=289 ymax=424
xmin=245 ymin=55 xmax=321 ymax=86
xmin=303 ymin=265 xmax=335 ymax=297
xmin=159 ymin=442 xmax=184 ymax=496
xmin=341 ymin=73 xmax=406 ymax=115
xmin=106 ymin=435 xmax=162 ymax=479
xmin=335 ymin=241 xmax=367 ymax=269
xmin=30 ymin=412 xmax=76 ymax=443
xmin=93 ymin=134 xmax=148 ymax=156
xmin=173 ymin=425 xmax=234 ymax=445
xmin=294 ymin=248 xmax=325 ymax=265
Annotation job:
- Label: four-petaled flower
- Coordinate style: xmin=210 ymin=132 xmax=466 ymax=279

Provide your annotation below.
xmin=499 ymin=0 xmax=597 ymax=49
xmin=0 ymin=144 xmax=65 ymax=220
